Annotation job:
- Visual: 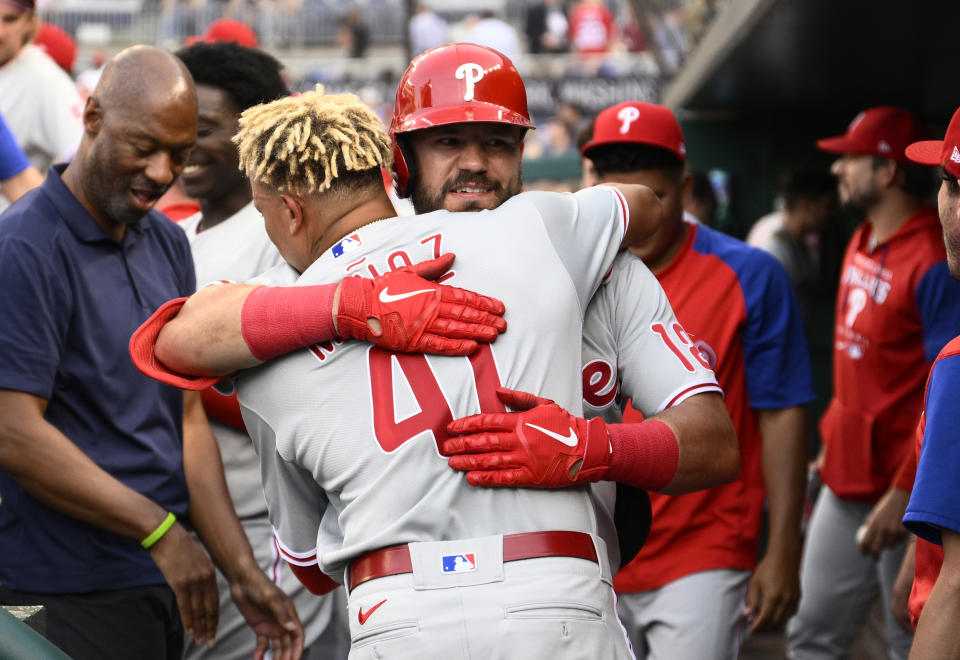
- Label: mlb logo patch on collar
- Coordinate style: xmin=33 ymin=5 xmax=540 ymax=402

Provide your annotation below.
xmin=442 ymin=553 xmax=477 ymax=574
xmin=332 ymin=234 xmax=362 ymax=258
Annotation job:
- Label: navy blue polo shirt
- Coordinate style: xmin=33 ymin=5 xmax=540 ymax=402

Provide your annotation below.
xmin=0 ymin=165 xmax=195 ymax=593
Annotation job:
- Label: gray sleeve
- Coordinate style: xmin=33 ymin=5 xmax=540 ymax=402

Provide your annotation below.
xmin=581 ymin=272 xmax=623 ymax=424
xmin=582 ymin=253 xmax=721 ymax=420
xmin=241 ymin=406 xmax=328 ymax=567
xmin=249 ymin=262 xmax=300 ymax=286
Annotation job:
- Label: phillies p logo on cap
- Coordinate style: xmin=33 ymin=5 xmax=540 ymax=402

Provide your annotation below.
xmin=618 ymin=106 xmax=641 ymax=134
xmin=582 ymin=101 xmax=686 ymax=163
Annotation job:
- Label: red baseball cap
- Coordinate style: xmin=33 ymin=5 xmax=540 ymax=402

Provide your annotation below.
xmin=34 ymin=23 xmax=76 ymax=74
xmin=0 ymin=0 xmax=34 ymax=12
xmin=186 ymin=19 xmax=258 ymax=48
xmin=582 ymin=101 xmax=686 ymax=163
xmin=905 ymin=106 xmax=960 ymax=178
xmin=816 ymin=106 xmax=929 ymax=163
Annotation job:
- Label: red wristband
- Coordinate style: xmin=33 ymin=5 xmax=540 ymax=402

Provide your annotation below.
xmin=605 ymin=420 xmax=679 ymax=491
xmin=240 ymin=284 xmax=338 ymax=361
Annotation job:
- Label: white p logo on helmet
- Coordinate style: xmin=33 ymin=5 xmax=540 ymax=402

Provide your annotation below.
xmin=618 ymin=106 xmax=641 ymax=134
xmin=455 ymin=63 xmax=485 ymax=102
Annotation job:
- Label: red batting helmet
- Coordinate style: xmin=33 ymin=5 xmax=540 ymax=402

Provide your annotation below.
xmin=389 ymin=42 xmax=535 ymax=197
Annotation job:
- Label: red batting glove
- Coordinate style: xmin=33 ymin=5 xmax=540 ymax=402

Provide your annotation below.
xmin=335 ymin=253 xmax=507 ymax=356
xmin=442 ymin=387 xmax=611 ymax=488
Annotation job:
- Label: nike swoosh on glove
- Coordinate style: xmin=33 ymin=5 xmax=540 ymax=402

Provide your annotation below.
xmin=441 ymin=387 xmax=611 ymax=488
xmin=336 ymin=253 xmax=507 ymax=356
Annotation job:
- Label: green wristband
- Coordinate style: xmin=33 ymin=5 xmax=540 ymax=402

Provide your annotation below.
xmin=141 ymin=512 xmax=176 ymax=549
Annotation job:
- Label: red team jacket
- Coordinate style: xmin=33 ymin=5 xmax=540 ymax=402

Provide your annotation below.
xmin=615 ymin=223 xmax=813 ymax=592
xmin=903 ymin=335 xmax=960 ymax=626
xmin=820 ymin=207 xmax=960 ymax=501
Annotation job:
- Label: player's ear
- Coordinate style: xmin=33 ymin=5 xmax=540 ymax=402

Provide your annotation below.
xmin=279 ymin=194 xmax=304 ymax=234
xmin=83 ymin=96 xmax=104 ymax=138
xmin=874 ymin=158 xmax=899 ymax=190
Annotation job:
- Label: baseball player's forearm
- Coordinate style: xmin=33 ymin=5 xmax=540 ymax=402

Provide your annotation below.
xmin=859 ymin=486 xmax=911 ymax=556
xmin=911 ymin=530 xmax=960 ymax=659
xmin=149 ymin=253 xmax=508 ymax=380
xmin=445 ymin=389 xmax=735 ymax=491
xmin=146 ymin=283 xmax=341 ymax=380
xmin=757 ymin=406 xmax=808 ymax=557
xmin=743 ymin=406 xmax=807 ymax=632
xmin=181 ymin=391 xmax=259 ymax=579
xmin=647 ymin=392 xmax=739 ymax=494
xmin=892 ymin=539 xmax=916 ymax=632
xmin=0 ymin=389 xmax=172 ymax=542
xmin=181 ymin=390 xmax=304 ymax=656
xmin=178 ymin=391 xmax=303 ymax=653
xmin=155 ymin=283 xmax=266 ymax=376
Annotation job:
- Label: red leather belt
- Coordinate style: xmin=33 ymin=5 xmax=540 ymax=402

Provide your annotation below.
xmin=348 ymin=530 xmax=598 ymax=592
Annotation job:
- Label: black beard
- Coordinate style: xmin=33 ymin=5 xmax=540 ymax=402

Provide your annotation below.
xmin=409 ymin=171 xmax=522 ymax=214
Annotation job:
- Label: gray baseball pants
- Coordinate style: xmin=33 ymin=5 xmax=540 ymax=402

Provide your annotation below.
xmin=786 ymin=486 xmax=912 ymax=660
xmin=616 ymin=568 xmax=750 ymax=660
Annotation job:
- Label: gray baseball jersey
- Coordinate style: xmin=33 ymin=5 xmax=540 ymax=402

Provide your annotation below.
xmin=235 ymin=187 xmax=628 ymax=580
xmin=581 ymin=250 xmax=721 ymax=425
xmin=180 ymin=202 xmax=285 ymax=520
xmin=179 ymin=204 xmax=341 ymax=660
xmin=180 ymin=202 xmax=284 ymax=292
xmin=582 ymin=251 xmax=721 ymax=568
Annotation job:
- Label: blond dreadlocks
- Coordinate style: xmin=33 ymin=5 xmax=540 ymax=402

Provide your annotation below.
xmin=233 ymin=85 xmax=393 ymax=196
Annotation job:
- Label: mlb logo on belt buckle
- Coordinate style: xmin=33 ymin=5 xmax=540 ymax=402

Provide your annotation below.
xmin=441 ymin=553 xmax=477 ymax=574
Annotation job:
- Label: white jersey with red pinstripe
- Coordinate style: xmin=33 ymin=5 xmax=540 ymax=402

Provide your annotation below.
xmin=236 ymin=186 xmax=629 ymax=580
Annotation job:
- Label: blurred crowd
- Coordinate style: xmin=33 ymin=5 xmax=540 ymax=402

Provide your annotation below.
xmin=25 ymin=0 xmax=724 ymax=164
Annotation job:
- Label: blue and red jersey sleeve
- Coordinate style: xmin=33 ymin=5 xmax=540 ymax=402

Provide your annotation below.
xmin=699 ymin=227 xmax=815 ymax=411
xmin=915 ymin=261 xmax=960 ymax=363
xmin=739 ymin=249 xmax=815 ymax=409
xmin=904 ymin=349 xmax=960 ymax=545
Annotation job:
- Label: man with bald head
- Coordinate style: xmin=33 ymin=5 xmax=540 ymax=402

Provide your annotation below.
xmin=0 ymin=46 xmax=303 ymax=660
